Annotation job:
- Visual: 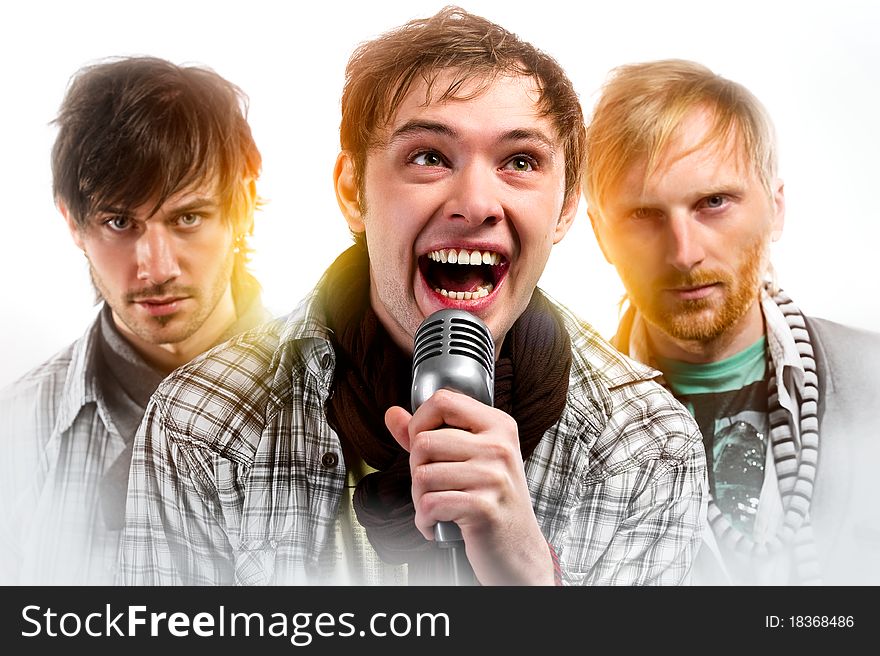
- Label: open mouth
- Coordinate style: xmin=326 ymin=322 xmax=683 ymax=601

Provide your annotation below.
xmin=418 ymin=247 xmax=508 ymax=301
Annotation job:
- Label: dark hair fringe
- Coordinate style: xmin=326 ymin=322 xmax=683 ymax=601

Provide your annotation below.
xmin=52 ymin=56 xmax=262 ymax=237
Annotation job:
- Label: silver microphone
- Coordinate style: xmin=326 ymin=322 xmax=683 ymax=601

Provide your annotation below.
xmin=411 ymin=309 xmax=495 ymax=547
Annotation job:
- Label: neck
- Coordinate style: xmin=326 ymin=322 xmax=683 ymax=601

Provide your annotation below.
xmin=112 ymin=285 xmax=237 ymax=375
xmin=645 ymin=299 xmax=765 ymax=364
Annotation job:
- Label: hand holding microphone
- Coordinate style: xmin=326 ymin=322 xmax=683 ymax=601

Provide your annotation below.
xmin=410 ymin=309 xmax=495 ymax=546
xmin=384 ymin=309 xmax=556 ymax=585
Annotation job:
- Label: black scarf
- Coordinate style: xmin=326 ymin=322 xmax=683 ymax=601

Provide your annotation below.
xmin=320 ymin=245 xmax=572 ymax=573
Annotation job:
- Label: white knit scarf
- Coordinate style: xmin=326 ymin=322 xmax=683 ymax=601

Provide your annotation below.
xmin=705 ymin=289 xmax=822 ymax=584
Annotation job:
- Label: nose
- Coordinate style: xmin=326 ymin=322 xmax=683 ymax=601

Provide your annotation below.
xmin=446 ymin=162 xmax=504 ymax=226
xmin=136 ymin=224 xmax=181 ymax=285
xmin=665 ymin=213 xmax=705 ymax=272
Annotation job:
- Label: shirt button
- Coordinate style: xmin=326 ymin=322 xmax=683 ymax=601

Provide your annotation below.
xmin=321 ymin=452 xmax=339 ymax=468
xmin=321 ymin=352 xmax=332 ymax=368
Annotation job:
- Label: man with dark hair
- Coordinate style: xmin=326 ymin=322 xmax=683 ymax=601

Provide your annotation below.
xmin=0 ymin=57 xmax=270 ymax=584
xmin=586 ymin=59 xmax=880 ymax=584
xmin=121 ymin=7 xmax=705 ymax=586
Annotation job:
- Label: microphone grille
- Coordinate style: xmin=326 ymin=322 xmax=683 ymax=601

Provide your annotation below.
xmin=412 ymin=317 xmax=445 ymax=370
xmin=413 ymin=310 xmax=494 ymax=375
xmin=448 ymin=316 xmax=493 ymax=374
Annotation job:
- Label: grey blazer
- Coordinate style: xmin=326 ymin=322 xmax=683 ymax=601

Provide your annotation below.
xmin=807 ymin=317 xmax=880 ymax=584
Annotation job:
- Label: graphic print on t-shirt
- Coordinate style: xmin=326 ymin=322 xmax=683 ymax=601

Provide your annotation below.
xmin=659 ymin=338 xmax=769 ymax=534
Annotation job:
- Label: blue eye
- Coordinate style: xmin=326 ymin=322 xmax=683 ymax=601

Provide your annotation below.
xmin=703 ymin=195 xmax=728 ymax=210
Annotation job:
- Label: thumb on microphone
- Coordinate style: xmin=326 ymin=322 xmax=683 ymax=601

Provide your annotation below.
xmin=385 ymin=406 xmax=413 ymax=452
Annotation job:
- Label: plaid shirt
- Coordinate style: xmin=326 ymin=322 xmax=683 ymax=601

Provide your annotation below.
xmin=0 ymin=296 xmax=269 ymax=584
xmin=0 ymin=313 xmax=125 ymax=584
xmin=120 ymin=289 xmax=706 ymax=585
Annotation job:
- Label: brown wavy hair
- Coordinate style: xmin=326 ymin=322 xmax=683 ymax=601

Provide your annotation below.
xmin=51 ymin=56 xmax=262 ymax=293
xmin=340 ymin=5 xmax=585 ymax=238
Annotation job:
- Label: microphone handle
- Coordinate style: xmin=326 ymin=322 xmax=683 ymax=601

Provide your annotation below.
xmin=435 ymin=526 xmax=475 ymax=585
xmin=434 ymin=520 xmax=463 ymax=543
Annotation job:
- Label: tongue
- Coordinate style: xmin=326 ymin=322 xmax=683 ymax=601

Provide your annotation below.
xmin=432 ymin=265 xmax=487 ymax=293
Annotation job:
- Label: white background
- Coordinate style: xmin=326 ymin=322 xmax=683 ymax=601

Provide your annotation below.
xmin=2 ymin=0 xmax=878 ymax=388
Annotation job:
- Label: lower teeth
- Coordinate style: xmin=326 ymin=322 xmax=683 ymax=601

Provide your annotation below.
xmin=434 ymin=284 xmax=494 ymax=300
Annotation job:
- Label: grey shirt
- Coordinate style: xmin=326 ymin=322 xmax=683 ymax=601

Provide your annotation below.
xmin=0 ymin=287 xmax=271 ymax=584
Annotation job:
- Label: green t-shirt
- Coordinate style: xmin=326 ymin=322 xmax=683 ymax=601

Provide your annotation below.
xmin=657 ymin=337 xmax=769 ymax=534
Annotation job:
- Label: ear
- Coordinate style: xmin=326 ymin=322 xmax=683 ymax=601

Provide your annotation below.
xmin=238 ymin=178 xmax=258 ymax=237
xmin=770 ymin=178 xmax=785 ymax=241
xmin=59 ymin=201 xmax=85 ymax=250
xmin=552 ymin=190 xmax=580 ymax=244
xmin=334 ymin=151 xmax=364 ymax=234
xmin=588 ymin=207 xmax=613 ymax=265
xmin=244 ymin=178 xmax=258 ymax=223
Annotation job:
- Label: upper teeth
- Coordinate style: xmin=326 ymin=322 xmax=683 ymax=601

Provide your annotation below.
xmin=427 ymin=248 xmax=501 ymax=265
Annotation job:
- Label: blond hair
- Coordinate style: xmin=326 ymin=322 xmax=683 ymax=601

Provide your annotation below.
xmin=584 ymin=59 xmax=777 ymax=215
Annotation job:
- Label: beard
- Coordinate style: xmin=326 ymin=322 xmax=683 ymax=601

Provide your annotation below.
xmin=89 ymin=248 xmax=234 ymax=346
xmin=622 ymin=235 xmax=769 ymax=343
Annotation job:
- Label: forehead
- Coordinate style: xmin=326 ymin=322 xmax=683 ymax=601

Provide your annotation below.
xmin=615 ymin=109 xmax=754 ymax=201
xmin=661 ymin=109 xmax=746 ymax=169
xmin=380 ymin=71 xmax=556 ymax=143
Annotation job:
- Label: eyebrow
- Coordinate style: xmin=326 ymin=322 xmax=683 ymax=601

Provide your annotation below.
xmin=92 ymin=197 xmax=219 ymax=219
xmin=389 ymin=120 xmax=459 ymax=143
xmin=621 ymin=179 xmax=749 ymax=204
xmin=693 ymin=183 xmax=746 ymax=196
xmin=502 ymin=128 xmax=558 ymax=154
xmin=388 ymin=120 xmax=558 ymax=154
xmin=166 ymin=198 xmax=220 ymax=214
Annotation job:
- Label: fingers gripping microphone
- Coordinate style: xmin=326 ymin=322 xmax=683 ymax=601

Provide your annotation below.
xmin=411 ymin=309 xmax=494 ymax=584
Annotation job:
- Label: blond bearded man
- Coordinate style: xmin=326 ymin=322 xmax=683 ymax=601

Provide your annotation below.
xmin=586 ymin=59 xmax=880 ymax=584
